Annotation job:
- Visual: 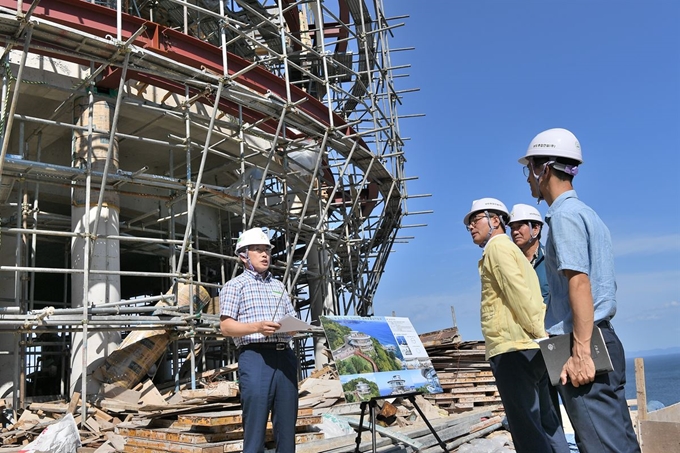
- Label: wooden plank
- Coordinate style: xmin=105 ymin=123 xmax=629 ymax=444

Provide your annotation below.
xmin=120 ymin=416 xmax=321 ymax=443
xmin=435 ymin=371 xmax=494 ymax=379
xmin=457 ymin=396 xmax=502 ymax=403
xmin=178 ymin=408 xmax=313 ymax=427
xmin=146 ymin=403 xmax=235 ymax=419
xmin=123 ymin=432 xmax=324 ymax=453
xmin=118 ymin=426 xmax=238 ymax=444
xmin=139 ymin=380 xmax=168 ymax=408
xmin=439 ymin=377 xmax=496 ymax=385
xmin=67 ymin=392 xmax=81 ymax=414
xmin=635 ymin=358 xmax=648 ymax=421
xmin=639 ymin=420 xmax=680 ymax=453
xmin=470 ymin=415 xmax=502 ymax=433
xmin=180 ymin=382 xmax=239 ymax=399
xmin=125 ymin=437 xmax=235 ymax=453
xmin=27 ymin=402 xmax=69 ymax=413
xmin=448 ymin=386 xmax=498 ymax=394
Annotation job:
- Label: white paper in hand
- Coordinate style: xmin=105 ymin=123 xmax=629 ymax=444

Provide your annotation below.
xmin=277 ymin=314 xmax=316 ymax=332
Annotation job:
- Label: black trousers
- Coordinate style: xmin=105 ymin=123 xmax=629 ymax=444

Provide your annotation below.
xmin=557 ymin=322 xmax=640 ymax=453
xmin=490 ymin=349 xmax=570 ymax=453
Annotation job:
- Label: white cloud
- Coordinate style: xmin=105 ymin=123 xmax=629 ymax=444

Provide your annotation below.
xmin=612 ymin=234 xmax=680 ymax=257
xmin=616 ymin=270 xmax=680 ymax=299
xmin=614 ymin=271 xmax=680 ymax=350
xmin=374 ymin=255 xmax=680 ymax=352
xmin=374 ymin=287 xmax=484 ymax=342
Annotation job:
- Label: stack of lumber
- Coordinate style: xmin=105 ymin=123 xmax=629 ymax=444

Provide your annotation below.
xmin=419 ymin=326 xmax=462 ymax=348
xmin=118 ymin=408 xmax=323 ymax=453
xmin=419 ymin=330 xmax=504 ymax=415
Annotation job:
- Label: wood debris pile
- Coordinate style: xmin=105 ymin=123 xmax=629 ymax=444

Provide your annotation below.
xmin=0 ymin=361 xmax=505 ymax=452
xmin=419 ymin=328 xmax=504 ymax=415
xmin=118 ymin=408 xmax=323 ymax=453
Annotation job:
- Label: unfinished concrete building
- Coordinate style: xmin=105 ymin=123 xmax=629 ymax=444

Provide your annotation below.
xmin=0 ymin=0 xmax=420 ymax=412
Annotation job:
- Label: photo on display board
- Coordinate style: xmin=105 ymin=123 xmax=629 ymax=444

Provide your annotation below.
xmin=319 ymin=315 xmax=443 ymax=402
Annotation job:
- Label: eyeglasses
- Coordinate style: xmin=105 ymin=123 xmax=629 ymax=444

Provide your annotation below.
xmin=467 ymin=214 xmax=487 ymax=228
xmin=524 ymin=160 xmax=556 ymax=179
xmin=248 ymin=245 xmax=271 ymax=254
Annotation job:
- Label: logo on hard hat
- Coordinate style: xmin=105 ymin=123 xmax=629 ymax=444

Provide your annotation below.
xmin=532 ymin=143 xmax=556 ymax=149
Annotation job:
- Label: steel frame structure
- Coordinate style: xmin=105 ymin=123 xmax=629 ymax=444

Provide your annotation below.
xmin=0 ymin=0 xmax=423 ymax=412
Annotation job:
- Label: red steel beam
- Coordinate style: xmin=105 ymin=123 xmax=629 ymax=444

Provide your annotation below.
xmin=0 ymin=0 xmax=361 ymax=141
xmin=1 ymin=0 xmax=380 ymax=216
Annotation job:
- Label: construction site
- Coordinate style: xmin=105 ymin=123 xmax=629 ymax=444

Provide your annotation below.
xmin=0 ymin=1 xmax=668 ymax=452
xmin=0 ymin=0 xmax=489 ymax=451
xmin=0 ymin=0 xmax=422 ymax=398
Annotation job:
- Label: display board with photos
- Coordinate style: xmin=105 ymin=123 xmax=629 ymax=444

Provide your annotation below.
xmin=319 ymin=315 xmax=443 ymax=402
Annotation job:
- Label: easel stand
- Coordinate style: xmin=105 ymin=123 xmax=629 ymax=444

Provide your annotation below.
xmin=353 ymin=392 xmax=449 ymax=452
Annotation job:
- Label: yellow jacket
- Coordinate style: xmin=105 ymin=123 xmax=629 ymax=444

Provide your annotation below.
xmin=478 ymin=234 xmax=547 ymax=360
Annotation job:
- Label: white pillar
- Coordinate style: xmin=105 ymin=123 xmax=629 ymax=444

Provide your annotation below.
xmin=70 ymin=99 xmax=121 ymax=395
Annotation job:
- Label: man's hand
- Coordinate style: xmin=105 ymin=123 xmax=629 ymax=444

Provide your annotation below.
xmin=258 ymin=321 xmax=281 ymax=336
xmin=560 ymin=338 xmax=596 ymax=386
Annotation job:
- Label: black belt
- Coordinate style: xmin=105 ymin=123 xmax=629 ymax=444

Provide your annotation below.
xmin=238 ymin=342 xmax=290 ymax=352
xmin=597 ymin=319 xmax=613 ymax=330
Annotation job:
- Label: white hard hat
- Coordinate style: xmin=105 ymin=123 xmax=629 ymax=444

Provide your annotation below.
xmin=509 ymin=204 xmax=543 ymax=224
xmin=463 ymin=198 xmax=509 ymax=225
xmin=519 ymin=128 xmax=583 ymax=165
xmin=235 ymin=227 xmax=273 ymax=254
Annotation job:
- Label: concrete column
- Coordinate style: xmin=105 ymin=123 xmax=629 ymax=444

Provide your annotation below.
xmin=307 ymin=243 xmax=335 ymax=367
xmin=0 ymin=233 xmax=18 ymax=398
xmin=70 ymin=98 xmax=121 ymax=395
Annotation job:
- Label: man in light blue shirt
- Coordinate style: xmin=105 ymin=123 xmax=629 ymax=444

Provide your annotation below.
xmin=519 ymin=128 xmax=639 ymax=453
xmin=543 ymin=192 xmax=618 ymax=335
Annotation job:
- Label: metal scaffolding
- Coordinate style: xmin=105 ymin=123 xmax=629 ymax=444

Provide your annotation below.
xmin=0 ymin=0 xmax=423 ymax=413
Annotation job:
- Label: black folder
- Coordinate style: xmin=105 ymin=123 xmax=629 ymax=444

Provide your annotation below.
xmin=538 ymin=325 xmax=613 ymax=386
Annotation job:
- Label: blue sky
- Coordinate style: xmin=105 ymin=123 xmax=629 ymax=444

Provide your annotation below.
xmin=373 ymin=1 xmax=680 ymax=354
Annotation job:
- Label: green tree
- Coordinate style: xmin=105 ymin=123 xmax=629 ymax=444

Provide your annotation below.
xmin=320 ymin=317 xmax=352 ymax=350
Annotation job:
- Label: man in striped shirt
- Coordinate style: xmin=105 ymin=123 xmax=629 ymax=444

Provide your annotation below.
xmin=220 ymin=227 xmax=298 ymax=453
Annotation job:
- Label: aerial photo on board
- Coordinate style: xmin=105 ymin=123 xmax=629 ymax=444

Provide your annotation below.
xmin=320 ymin=316 xmax=443 ymax=402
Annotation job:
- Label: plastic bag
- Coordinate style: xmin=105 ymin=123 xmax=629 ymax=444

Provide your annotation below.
xmin=19 ymin=413 xmax=81 ymax=453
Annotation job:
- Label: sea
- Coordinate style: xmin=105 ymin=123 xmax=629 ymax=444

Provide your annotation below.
xmin=624 ymin=352 xmax=680 ymax=409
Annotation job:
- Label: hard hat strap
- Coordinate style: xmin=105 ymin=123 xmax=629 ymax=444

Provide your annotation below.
xmin=550 ymin=161 xmax=579 ymax=176
xmin=529 ymin=160 xmax=551 ymax=204
xmin=239 ymin=250 xmax=256 ymax=272
xmin=478 ymin=211 xmax=497 ymax=248
xmin=528 ymin=221 xmax=540 ymax=240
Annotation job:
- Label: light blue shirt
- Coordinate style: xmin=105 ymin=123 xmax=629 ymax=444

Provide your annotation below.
xmin=544 ymin=190 xmax=617 ymax=335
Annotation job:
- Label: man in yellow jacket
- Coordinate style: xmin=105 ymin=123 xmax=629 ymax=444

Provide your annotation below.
xmin=465 ymin=198 xmax=568 ymax=453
